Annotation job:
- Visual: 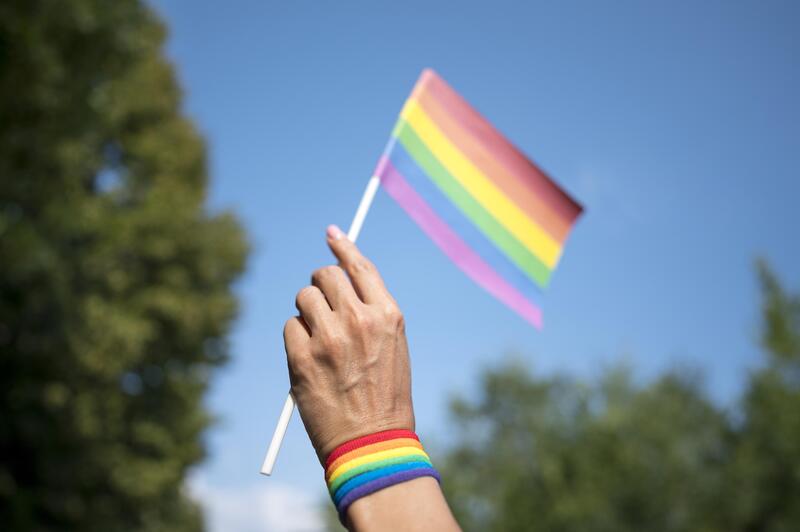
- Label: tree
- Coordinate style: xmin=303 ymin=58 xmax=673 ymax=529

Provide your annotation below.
xmin=0 ymin=1 xmax=248 ymax=530
xmin=724 ymin=262 xmax=800 ymax=532
xmin=438 ymin=364 xmax=729 ymax=532
xmin=438 ymin=263 xmax=800 ymax=532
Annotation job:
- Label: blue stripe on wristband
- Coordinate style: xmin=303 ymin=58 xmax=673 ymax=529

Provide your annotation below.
xmin=324 ymin=431 xmax=441 ymax=523
xmin=337 ymin=466 xmax=441 ymax=519
xmin=333 ymin=461 xmax=435 ymax=505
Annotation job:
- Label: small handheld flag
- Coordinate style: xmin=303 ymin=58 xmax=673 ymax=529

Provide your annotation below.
xmin=374 ymin=69 xmax=582 ymax=328
xmin=261 ymin=69 xmax=582 ymax=475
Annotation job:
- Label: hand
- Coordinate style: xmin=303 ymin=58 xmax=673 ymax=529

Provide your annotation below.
xmin=284 ymin=225 xmax=415 ymax=463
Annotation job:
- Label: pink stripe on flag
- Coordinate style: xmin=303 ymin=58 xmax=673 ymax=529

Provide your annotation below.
xmin=377 ymin=156 xmax=543 ymax=329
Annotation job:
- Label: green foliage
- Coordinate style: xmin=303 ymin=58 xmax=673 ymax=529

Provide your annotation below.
xmin=440 ymin=366 xmax=727 ymax=532
xmin=723 ymin=262 xmax=800 ymax=532
xmin=0 ymin=1 xmax=248 ymax=530
xmin=439 ymin=263 xmax=800 ymax=532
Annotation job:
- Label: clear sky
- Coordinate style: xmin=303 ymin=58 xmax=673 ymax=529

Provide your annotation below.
xmin=150 ymin=1 xmax=799 ymax=530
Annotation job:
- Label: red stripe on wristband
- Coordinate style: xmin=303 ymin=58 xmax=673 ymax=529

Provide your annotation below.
xmin=325 ymin=429 xmax=418 ymax=469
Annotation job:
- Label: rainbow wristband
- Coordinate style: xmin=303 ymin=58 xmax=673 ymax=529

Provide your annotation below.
xmin=324 ymin=429 xmax=440 ymax=520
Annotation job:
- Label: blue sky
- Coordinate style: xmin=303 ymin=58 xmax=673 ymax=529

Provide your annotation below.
xmin=150 ymin=1 xmax=799 ymax=530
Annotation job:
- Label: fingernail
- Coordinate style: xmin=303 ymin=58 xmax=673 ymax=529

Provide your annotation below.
xmin=327 ymin=224 xmax=344 ymax=240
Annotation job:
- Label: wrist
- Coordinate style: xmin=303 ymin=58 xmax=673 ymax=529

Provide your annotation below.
xmin=324 ymin=429 xmax=440 ymax=523
xmin=314 ymin=411 xmax=415 ymax=463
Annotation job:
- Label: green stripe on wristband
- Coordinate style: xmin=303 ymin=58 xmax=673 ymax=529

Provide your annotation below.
xmin=328 ymin=453 xmax=433 ymax=496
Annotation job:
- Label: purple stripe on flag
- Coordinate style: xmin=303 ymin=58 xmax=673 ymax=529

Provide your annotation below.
xmin=377 ymin=156 xmax=543 ymax=329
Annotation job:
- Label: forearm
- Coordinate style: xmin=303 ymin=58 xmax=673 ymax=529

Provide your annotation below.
xmin=346 ymin=477 xmax=461 ymax=532
xmin=285 ymin=227 xmax=461 ymax=531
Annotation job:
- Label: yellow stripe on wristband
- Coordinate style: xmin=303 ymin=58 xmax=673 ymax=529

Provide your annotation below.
xmin=329 ymin=453 xmax=434 ymax=496
xmin=325 ymin=437 xmax=424 ymax=478
xmin=327 ymin=446 xmax=430 ymax=484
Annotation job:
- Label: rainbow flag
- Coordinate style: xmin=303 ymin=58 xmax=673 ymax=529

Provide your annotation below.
xmin=373 ymin=69 xmax=582 ymax=328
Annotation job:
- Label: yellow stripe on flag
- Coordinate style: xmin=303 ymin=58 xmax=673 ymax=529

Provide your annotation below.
xmin=400 ymin=100 xmax=562 ymax=268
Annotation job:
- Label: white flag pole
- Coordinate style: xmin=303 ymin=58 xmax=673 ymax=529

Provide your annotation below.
xmin=260 ymin=175 xmax=381 ymax=476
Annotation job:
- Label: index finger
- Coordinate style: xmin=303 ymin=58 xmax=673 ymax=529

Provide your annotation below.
xmin=325 ymin=225 xmax=389 ymax=304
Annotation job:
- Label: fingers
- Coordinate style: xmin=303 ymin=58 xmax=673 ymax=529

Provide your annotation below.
xmin=295 ymin=285 xmax=330 ymax=331
xmin=312 ymin=265 xmax=358 ymax=311
xmin=326 ymin=225 xmax=389 ymax=304
xmin=283 ymin=316 xmax=310 ymax=356
xmin=284 ymin=316 xmax=312 ymax=388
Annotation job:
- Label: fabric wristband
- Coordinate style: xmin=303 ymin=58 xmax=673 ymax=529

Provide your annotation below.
xmin=324 ymin=429 xmax=440 ymax=520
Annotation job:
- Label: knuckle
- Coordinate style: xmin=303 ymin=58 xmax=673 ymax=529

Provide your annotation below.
xmin=325 ymin=264 xmax=343 ymax=276
xmin=349 ymin=258 xmax=375 ymax=275
xmin=287 ymin=349 xmax=313 ymax=374
xmin=283 ymin=319 xmax=295 ymax=337
xmin=295 ymin=286 xmax=316 ymax=305
xmin=349 ymin=310 xmax=375 ymax=332
xmin=310 ymin=269 xmax=323 ymax=284
xmin=312 ymin=265 xmax=340 ymax=282
xmin=284 ymin=318 xmax=310 ymax=343
xmin=381 ymin=303 xmax=403 ymax=325
xmin=320 ymin=329 xmax=346 ymax=355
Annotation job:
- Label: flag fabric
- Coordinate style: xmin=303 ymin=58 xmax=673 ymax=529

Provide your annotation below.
xmin=373 ymin=69 xmax=582 ymax=328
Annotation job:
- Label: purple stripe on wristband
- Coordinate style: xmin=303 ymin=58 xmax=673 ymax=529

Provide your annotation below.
xmin=336 ymin=466 xmax=441 ymax=520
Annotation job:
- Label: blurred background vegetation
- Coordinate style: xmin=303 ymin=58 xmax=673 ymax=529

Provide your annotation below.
xmin=324 ymin=263 xmax=800 ymax=531
xmin=0 ymin=0 xmax=248 ymax=529
xmin=2 ymin=1 xmax=799 ymax=531
xmin=437 ymin=262 xmax=800 ymax=532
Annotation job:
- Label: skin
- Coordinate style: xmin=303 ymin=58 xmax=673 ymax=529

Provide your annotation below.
xmin=284 ymin=224 xmax=461 ymax=532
